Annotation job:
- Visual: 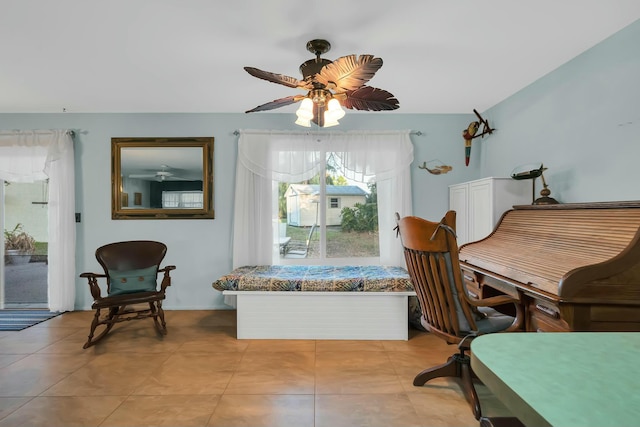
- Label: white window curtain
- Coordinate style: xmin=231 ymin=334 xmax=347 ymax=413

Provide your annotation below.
xmin=0 ymin=130 xmax=76 ymax=312
xmin=232 ymin=129 xmax=414 ymax=269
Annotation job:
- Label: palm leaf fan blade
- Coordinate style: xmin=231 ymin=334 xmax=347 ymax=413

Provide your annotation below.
xmin=315 ymin=55 xmax=383 ymax=92
xmin=245 ymin=95 xmax=303 ymax=113
xmin=341 ymin=86 xmax=399 ymax=111
xmin=244 ymin=67 xmax=311 ymax=90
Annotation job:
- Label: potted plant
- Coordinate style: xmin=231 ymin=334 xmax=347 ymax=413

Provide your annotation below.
xmin=4 ymin=223 xmax=36 ymax=265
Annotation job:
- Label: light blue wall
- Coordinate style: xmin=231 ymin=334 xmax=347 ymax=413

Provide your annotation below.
xmin=0 ymin=112 xmax=473 ymax=310
xmin=2 ymin=19 xmax=637 ymax=310
xmin=479 ymin=19 xmax=640 ymax=202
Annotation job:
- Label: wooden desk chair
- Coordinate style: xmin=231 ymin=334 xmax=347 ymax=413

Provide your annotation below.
xmin=79 ymin=240 xmax=175 ymax=349
xmin=395 ymin=211 xmax=523 ymax=420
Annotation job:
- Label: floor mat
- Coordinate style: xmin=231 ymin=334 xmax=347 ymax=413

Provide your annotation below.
xmin=0 ymin=310 xmax=61 ymax=331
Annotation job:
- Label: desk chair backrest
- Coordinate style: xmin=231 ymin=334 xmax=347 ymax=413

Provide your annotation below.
xmin=396 ymin=211 xmax=479 ymax=344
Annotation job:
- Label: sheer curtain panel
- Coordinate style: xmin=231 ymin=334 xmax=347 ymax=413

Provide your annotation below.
xmin=233 ymin=129 xmax=413 ymax=269
xmin=0 ymin=130 xmax=76 ymax=312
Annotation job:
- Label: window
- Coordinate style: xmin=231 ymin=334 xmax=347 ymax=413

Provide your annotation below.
xmin=232 ymin=130 xmax=413 ymax=269
xmin=277 ymin=152 xmax=379 ymax=262
xmin=162 ymin=191 xmax=203 ymax=208
xmin=2 ymin=180 xmax=49 ymax=308
xmin=0 ymin=129 xmax=76 ymax=312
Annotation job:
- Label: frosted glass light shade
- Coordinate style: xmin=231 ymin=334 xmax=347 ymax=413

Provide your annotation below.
xmin=295 ymin=98 xmax=314 ymax=121
xmin=323 ymin=112 xmax=339 ymax=127
xmin=326 ymin=98 xmax=345 ymax=120
xmin=295 ymin=117 xmax=311 ymax=127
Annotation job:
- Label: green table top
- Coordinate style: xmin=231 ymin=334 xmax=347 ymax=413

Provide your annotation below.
xmin=471 ymin=332 xmax=640 ymax=427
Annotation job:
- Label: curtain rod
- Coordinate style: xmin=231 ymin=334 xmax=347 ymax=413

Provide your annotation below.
xmin=2 ymin=129 xmax=76 ymax=136
xmin=233 ymin=130 xmax=423 ymax=136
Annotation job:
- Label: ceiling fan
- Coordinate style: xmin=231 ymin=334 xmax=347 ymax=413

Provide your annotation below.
xmin=128 ymin=165 xmax=189 ymax=182
xmin=244 ymin=39 xmax=399 ymax=127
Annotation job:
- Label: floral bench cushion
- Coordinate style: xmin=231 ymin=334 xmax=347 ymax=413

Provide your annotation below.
xmin=212 ymin=265 xmax=414 ymax=292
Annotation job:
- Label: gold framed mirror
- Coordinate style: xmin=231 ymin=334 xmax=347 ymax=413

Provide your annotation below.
xmin=111 ymin=137 xmax=214 ymax=219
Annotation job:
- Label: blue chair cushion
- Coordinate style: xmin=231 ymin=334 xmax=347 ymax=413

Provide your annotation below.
xmin=108 ymin=266 xmax=158 ymax=296
xmin=443 ymin=253 xmax=474 ymax=331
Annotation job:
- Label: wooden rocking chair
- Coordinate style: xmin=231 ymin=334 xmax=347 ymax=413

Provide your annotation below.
xmin=79 ymin=240 xmax=175 ymax=349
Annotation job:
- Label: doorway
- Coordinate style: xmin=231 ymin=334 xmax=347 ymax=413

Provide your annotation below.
xmin=1 ymin=180 xmax=49 ymax=309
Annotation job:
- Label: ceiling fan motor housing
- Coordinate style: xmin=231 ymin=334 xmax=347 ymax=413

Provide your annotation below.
xmin=300 ymin=58 xmax=332 ymax=80
xmin=300 ymin=39 xmax=333 ymax=80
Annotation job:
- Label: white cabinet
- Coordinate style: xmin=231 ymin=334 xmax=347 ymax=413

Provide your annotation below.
xmin=449 ymin=177 xmax=530 ymax=245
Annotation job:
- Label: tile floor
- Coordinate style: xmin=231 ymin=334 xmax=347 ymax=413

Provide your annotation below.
xmin=0 ymin=310 xmax=514 ymax=427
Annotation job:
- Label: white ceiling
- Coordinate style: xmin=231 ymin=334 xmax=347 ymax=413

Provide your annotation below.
xmin=2 ymin=1 xmax=639 ymax=114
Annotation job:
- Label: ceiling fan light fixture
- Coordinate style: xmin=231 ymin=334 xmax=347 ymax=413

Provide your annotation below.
xmin=294 ymin=90 xmax=345 ymax=128
xmin=322 ymin=114 xmax=339 ymax=127
xmin=295 ymin=97 xmax=314 ymax=121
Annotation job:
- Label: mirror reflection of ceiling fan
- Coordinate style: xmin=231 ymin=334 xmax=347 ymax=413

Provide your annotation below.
xmin=128 ymin=165 xmax=190 ymax=182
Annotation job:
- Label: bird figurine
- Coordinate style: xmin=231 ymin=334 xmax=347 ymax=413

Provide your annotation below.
xmin=463 ymin=121 xmax=480 ymax=166
xmin=461 ymin=109 xmax=496 ymax=166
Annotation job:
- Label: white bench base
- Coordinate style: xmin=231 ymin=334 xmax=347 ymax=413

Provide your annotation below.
xmin=223 ymin=291 xmax=416 ymax=340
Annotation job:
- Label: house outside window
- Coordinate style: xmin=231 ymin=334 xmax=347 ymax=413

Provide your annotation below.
xmin=330 ymin=197 xmax=340 ymax=209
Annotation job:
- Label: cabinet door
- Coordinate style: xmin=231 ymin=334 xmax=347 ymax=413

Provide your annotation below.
xmin=468 ymin=180 xmax=493 ymax=242
xmin=449 ymin=184 xmax=468 ymax=245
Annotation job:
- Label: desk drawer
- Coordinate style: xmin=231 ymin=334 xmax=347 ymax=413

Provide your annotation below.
xmin=461 ymin=268 xmax=482 ymax=300
xmin=528 ymin=299 xmax=570 ymax=332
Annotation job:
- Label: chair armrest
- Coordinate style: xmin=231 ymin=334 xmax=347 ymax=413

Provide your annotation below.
xmin=158 ymin=265 xmax=176 ymax=292
xmin=80 ymin=272 xmax=107 ymax=300
xmin=80 ymin=272 xmax=107 ymax=279
xmin=467 ymin=294 xmax=518 ymax=308
xmin=468 ymin=294 xmax=524 ymax=332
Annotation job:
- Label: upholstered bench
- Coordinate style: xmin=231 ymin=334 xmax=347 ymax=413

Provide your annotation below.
xmin=212 ymin=265 xmax=417 ymax=340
